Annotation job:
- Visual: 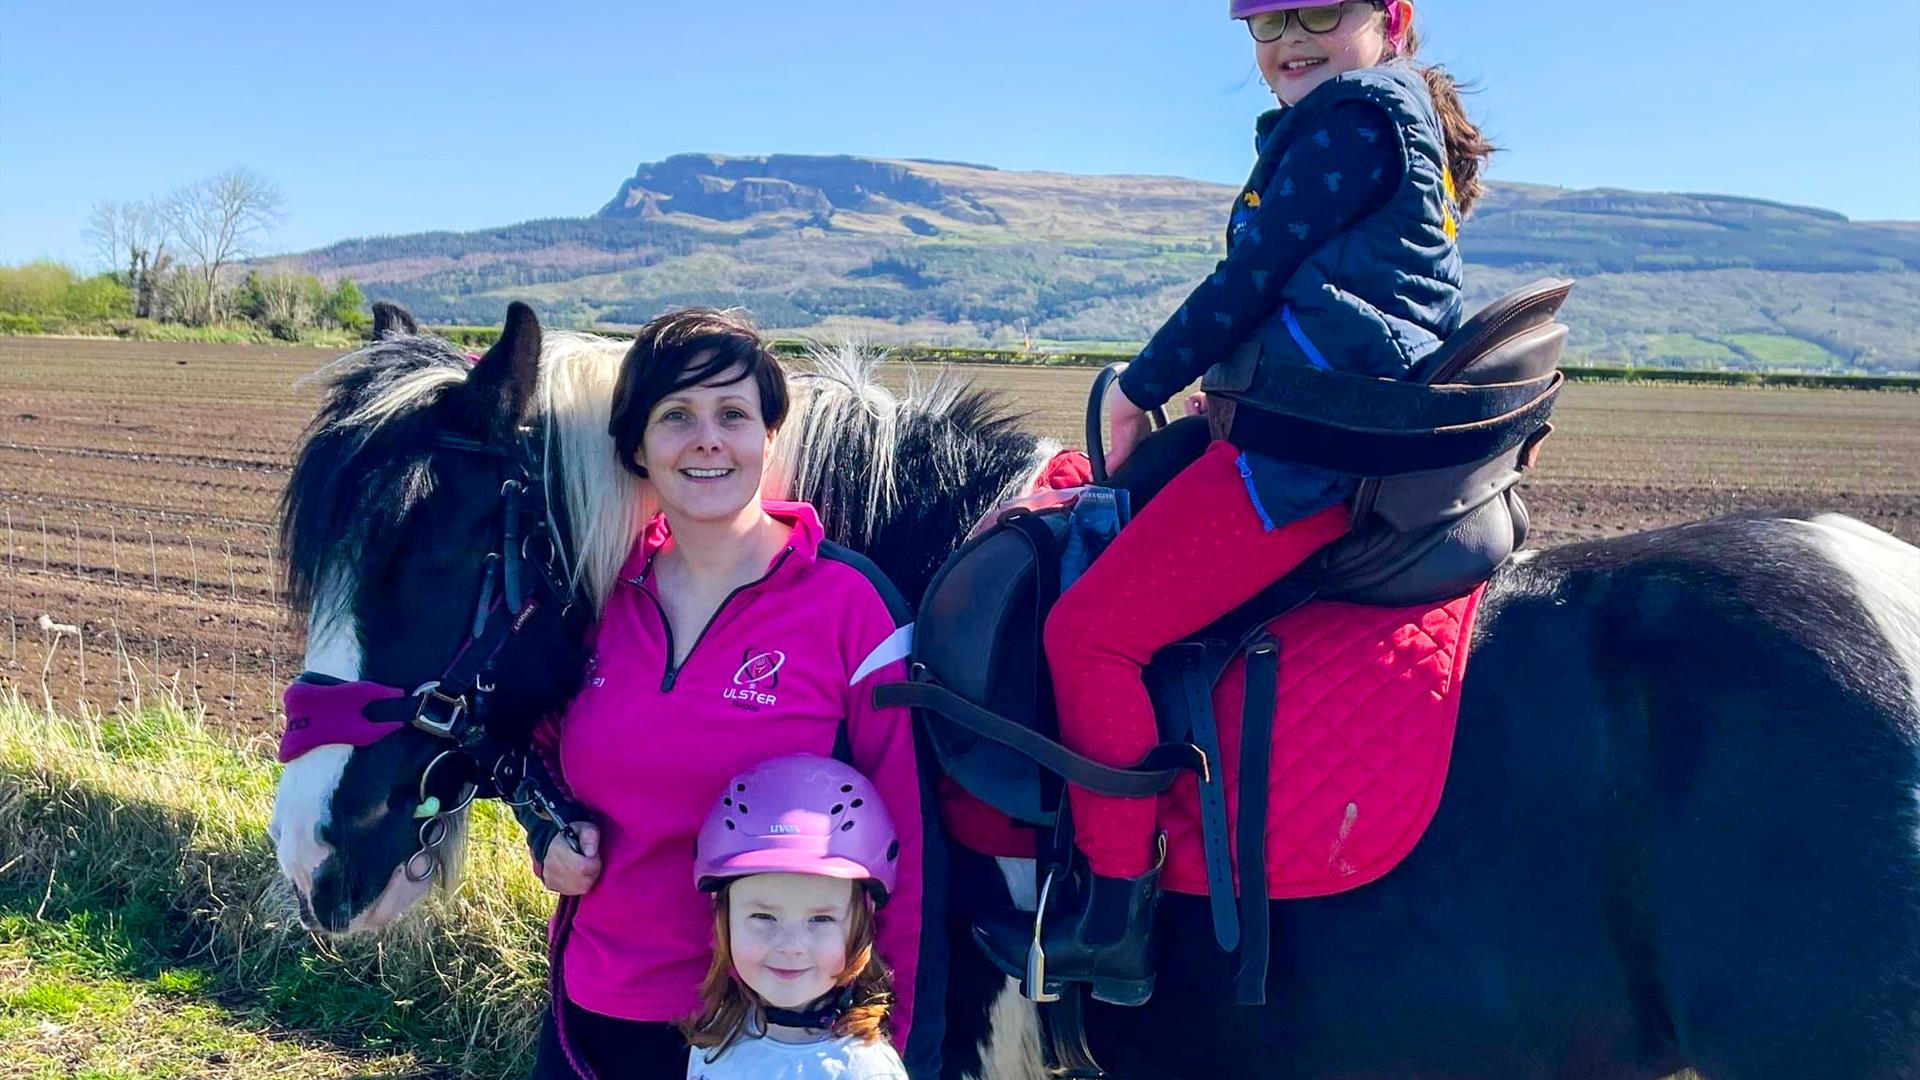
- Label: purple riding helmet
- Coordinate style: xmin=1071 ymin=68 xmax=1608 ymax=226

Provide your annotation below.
xmin=693 ymin=753 xmax=901 ymax=906
xmin=1231 ymin=0 xmax=1340 ymax=16
xmin=1231 ymin=0 xmax=1388 ymax=16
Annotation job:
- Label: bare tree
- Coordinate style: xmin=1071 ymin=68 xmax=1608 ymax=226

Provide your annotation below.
xmin=84 ymin=199 xmax=172 ymax=318
xmin=161 ymin=168 xmax=284 ymax=324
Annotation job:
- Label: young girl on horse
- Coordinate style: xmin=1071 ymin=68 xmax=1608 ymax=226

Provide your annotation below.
xmin=680 ymin=754 xmax=909 ymax=1079
xmin=979 ymin=0 xmax=1494 ymax=1004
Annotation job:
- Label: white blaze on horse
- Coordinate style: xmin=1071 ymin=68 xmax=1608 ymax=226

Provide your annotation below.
xmin=270 ymin=299 xmax=1920 ymax=1079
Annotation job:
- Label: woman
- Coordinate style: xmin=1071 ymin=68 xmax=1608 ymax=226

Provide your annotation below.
xmin=520 ymin=309 xmax=944 ymax=1079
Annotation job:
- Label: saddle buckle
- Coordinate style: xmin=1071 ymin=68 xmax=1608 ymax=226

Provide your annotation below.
xmin=410 ymin=681 xmax=467 ymax=738
xmin=1025 ymin=867 xmax=1062 ymax=1003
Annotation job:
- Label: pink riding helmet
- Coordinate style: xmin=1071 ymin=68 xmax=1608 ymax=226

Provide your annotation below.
xmin=693 ymin=753 xmax=901 ymax=905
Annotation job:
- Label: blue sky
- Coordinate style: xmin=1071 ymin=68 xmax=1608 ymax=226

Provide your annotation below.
xmin=2 ymin=0 xmax=1917 ymax=266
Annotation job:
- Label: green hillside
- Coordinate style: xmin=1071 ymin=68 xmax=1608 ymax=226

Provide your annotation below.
xmin=287 ymin=154 xmax=1920 ymax=372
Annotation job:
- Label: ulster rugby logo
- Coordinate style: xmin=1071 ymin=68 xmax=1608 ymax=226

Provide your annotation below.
xmin=734 ymin=649 xmax=785 ymax=688
xmin=726 ymin=648 xmax=785 ymax=708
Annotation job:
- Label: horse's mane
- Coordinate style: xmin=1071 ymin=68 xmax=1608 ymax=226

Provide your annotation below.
xmin=280 ymin=331 xmax=641 ymax=638
xmin=774 ymin=342 xmax=1056 ymax=603
xmin=537 ymin=331 xmax=650 ymax=606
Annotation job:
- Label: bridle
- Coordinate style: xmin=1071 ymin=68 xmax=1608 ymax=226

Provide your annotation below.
xmin=279 ymin=417 xmax=591 ymax=882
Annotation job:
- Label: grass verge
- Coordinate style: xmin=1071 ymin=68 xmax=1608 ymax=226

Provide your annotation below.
xmin=0 ymin=685 xmax=553 ymax=1079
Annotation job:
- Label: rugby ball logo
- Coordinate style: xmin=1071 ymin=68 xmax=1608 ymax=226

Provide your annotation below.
xmin=733 ymin=649 xmax=786 ymax=689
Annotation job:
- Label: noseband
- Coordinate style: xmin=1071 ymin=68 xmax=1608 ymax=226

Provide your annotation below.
xmin=280 ymin=420 xmax=590 ymax=882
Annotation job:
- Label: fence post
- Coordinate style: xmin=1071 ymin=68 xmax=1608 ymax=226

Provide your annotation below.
xmin=226 ymin=540 xmax=238 ymax=720
xmin=4 ymin=508 xmax=13 ymax=667
xmin=149 ymin=529 xmax=161 ymax=675
xmin=109 ymin=524 xmax=125 ymax=700
xmin=186 ymin=538 xmax=199 ymax=702
xmin=267 ymin=544 xmax=279 ymax=711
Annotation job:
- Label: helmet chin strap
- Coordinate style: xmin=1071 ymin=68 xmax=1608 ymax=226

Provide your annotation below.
xmin=760 ymin=984 xmax=856 ymax=1032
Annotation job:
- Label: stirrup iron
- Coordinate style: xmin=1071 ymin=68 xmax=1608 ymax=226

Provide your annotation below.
xmin=1024 ymin=866 xmax=1063 ymax=1003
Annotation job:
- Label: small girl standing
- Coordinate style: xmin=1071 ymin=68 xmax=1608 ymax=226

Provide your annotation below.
xmin=977 ymin=0 xmax=1495 ymax=1005
xmin=681 ymin=754 xmax=909 ymax=1080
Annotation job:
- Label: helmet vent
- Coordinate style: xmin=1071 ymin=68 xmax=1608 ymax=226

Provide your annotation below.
xmin=724 ymin=820 xmax=736 ymax=830
xmin=840 ymin=821 xmax=856 ymax=832
xmin=850 ymin=798 xmax=864 ymax=808
xmin=831 ymin=803 xmax=844 ymax=814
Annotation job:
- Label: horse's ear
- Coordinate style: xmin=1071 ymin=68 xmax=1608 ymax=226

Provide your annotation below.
xmin=464 ymin=301 xmax=542 ymax=437
xmin=371 ymin=301 xmax=419 ymax=338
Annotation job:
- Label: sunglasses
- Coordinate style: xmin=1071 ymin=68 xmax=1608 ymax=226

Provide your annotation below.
xmin=1245 ymin=2 xmax=1383 ymax=43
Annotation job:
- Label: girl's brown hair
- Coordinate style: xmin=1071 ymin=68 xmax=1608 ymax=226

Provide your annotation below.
xmin=678 ymin=882 xmax=895 ymax=1063
xmin=1388 ymin=20 xmax=1496 ymax=216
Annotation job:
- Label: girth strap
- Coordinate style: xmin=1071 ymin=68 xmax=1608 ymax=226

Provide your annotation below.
xmin=1235 ymin=636 xmax=1280 ymax=1006
xmin=874 ymin=680 xmax=1202 ymax=798
xmin=1162 ymin=641 xmax=1239 ymax=953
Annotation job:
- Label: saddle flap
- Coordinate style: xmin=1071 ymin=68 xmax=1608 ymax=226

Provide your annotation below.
xmin=917 ymin=520 xmax=1049 ymax=711
xmin=1367 ymin=448 xmax=1528 ymax=534
xmin=909 ymin=510 xmax=1069 ymax=825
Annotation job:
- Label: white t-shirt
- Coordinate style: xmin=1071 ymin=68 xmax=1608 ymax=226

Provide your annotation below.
xmin=685 ymin=1032 xmax=909 ymax=1080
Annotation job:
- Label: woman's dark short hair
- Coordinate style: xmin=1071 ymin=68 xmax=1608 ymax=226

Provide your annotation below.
xmin=607 ymin=308 xmax=790 ymax=478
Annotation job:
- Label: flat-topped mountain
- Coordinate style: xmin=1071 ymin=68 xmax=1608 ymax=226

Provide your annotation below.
xmin=289 ymin=153 xmax=1920 ymax=371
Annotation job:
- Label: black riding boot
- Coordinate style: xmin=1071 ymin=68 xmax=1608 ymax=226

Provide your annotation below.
xmin=973 ymin=845 xmax=1163 ymax=1007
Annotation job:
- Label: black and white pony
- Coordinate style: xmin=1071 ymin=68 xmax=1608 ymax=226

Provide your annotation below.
xmin=271 ymin=303 xmax=1920 ymax=1079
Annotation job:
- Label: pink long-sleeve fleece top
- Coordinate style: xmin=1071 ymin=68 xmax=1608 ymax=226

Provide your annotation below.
xmin=540 ymin=501 xmax=926 ymax=1051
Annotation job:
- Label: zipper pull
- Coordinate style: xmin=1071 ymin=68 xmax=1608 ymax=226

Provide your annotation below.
xmin=662 ymin=667 xmax=679 ymax=692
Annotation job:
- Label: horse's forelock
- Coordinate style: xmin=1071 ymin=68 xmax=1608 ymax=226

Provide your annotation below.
xmin=280 ymin=336 xmax=471 ymax=620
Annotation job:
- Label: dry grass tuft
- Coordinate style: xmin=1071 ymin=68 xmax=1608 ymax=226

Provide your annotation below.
xmin=0 ymin=681 xmax=554 ymax=1079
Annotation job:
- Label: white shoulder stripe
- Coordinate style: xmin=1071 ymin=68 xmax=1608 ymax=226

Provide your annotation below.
xmin=852 ymin=623 xmax=914 ymax=686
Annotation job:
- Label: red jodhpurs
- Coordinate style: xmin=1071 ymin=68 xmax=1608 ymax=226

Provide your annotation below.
xmin=1045 ymin=441 xmax=1350 ymax=877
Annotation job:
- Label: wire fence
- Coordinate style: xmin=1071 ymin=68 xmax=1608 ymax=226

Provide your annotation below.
xmin=1 ymin=506 xmax=293 ymax=739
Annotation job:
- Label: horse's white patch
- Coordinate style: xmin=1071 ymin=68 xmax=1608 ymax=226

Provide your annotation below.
xmin=270 ymin=580 xmax=362 ymax=898
xmin=270 ymin=744 xmax=351 ymax=895
xmin=975 ymin=979 xmax=1047 ymax=1080
xmin=347 ymin=861 xmax=433 ymax=934
xmin=1796 ymin=515 xmax=1920 ymax=714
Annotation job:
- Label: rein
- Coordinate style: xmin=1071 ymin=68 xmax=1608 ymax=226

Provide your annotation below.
xmin=280 ymin=419 xmax=588 ymax=881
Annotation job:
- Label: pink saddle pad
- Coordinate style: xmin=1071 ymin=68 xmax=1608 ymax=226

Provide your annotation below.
xmin=1160 ymin=586 xmax=1483 ymax=901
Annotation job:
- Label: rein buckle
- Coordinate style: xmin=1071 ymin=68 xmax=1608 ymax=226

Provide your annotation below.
xmin=410 ymin=681 xmax=468 ymax=738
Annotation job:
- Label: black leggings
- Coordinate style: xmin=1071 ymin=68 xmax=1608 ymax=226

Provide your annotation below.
xmin=530 ymin=991 xmax=688 ymax=1080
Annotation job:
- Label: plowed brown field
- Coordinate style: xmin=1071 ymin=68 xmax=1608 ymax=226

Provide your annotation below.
xmin=4 ymin=336 xmax=1915 ymax=729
